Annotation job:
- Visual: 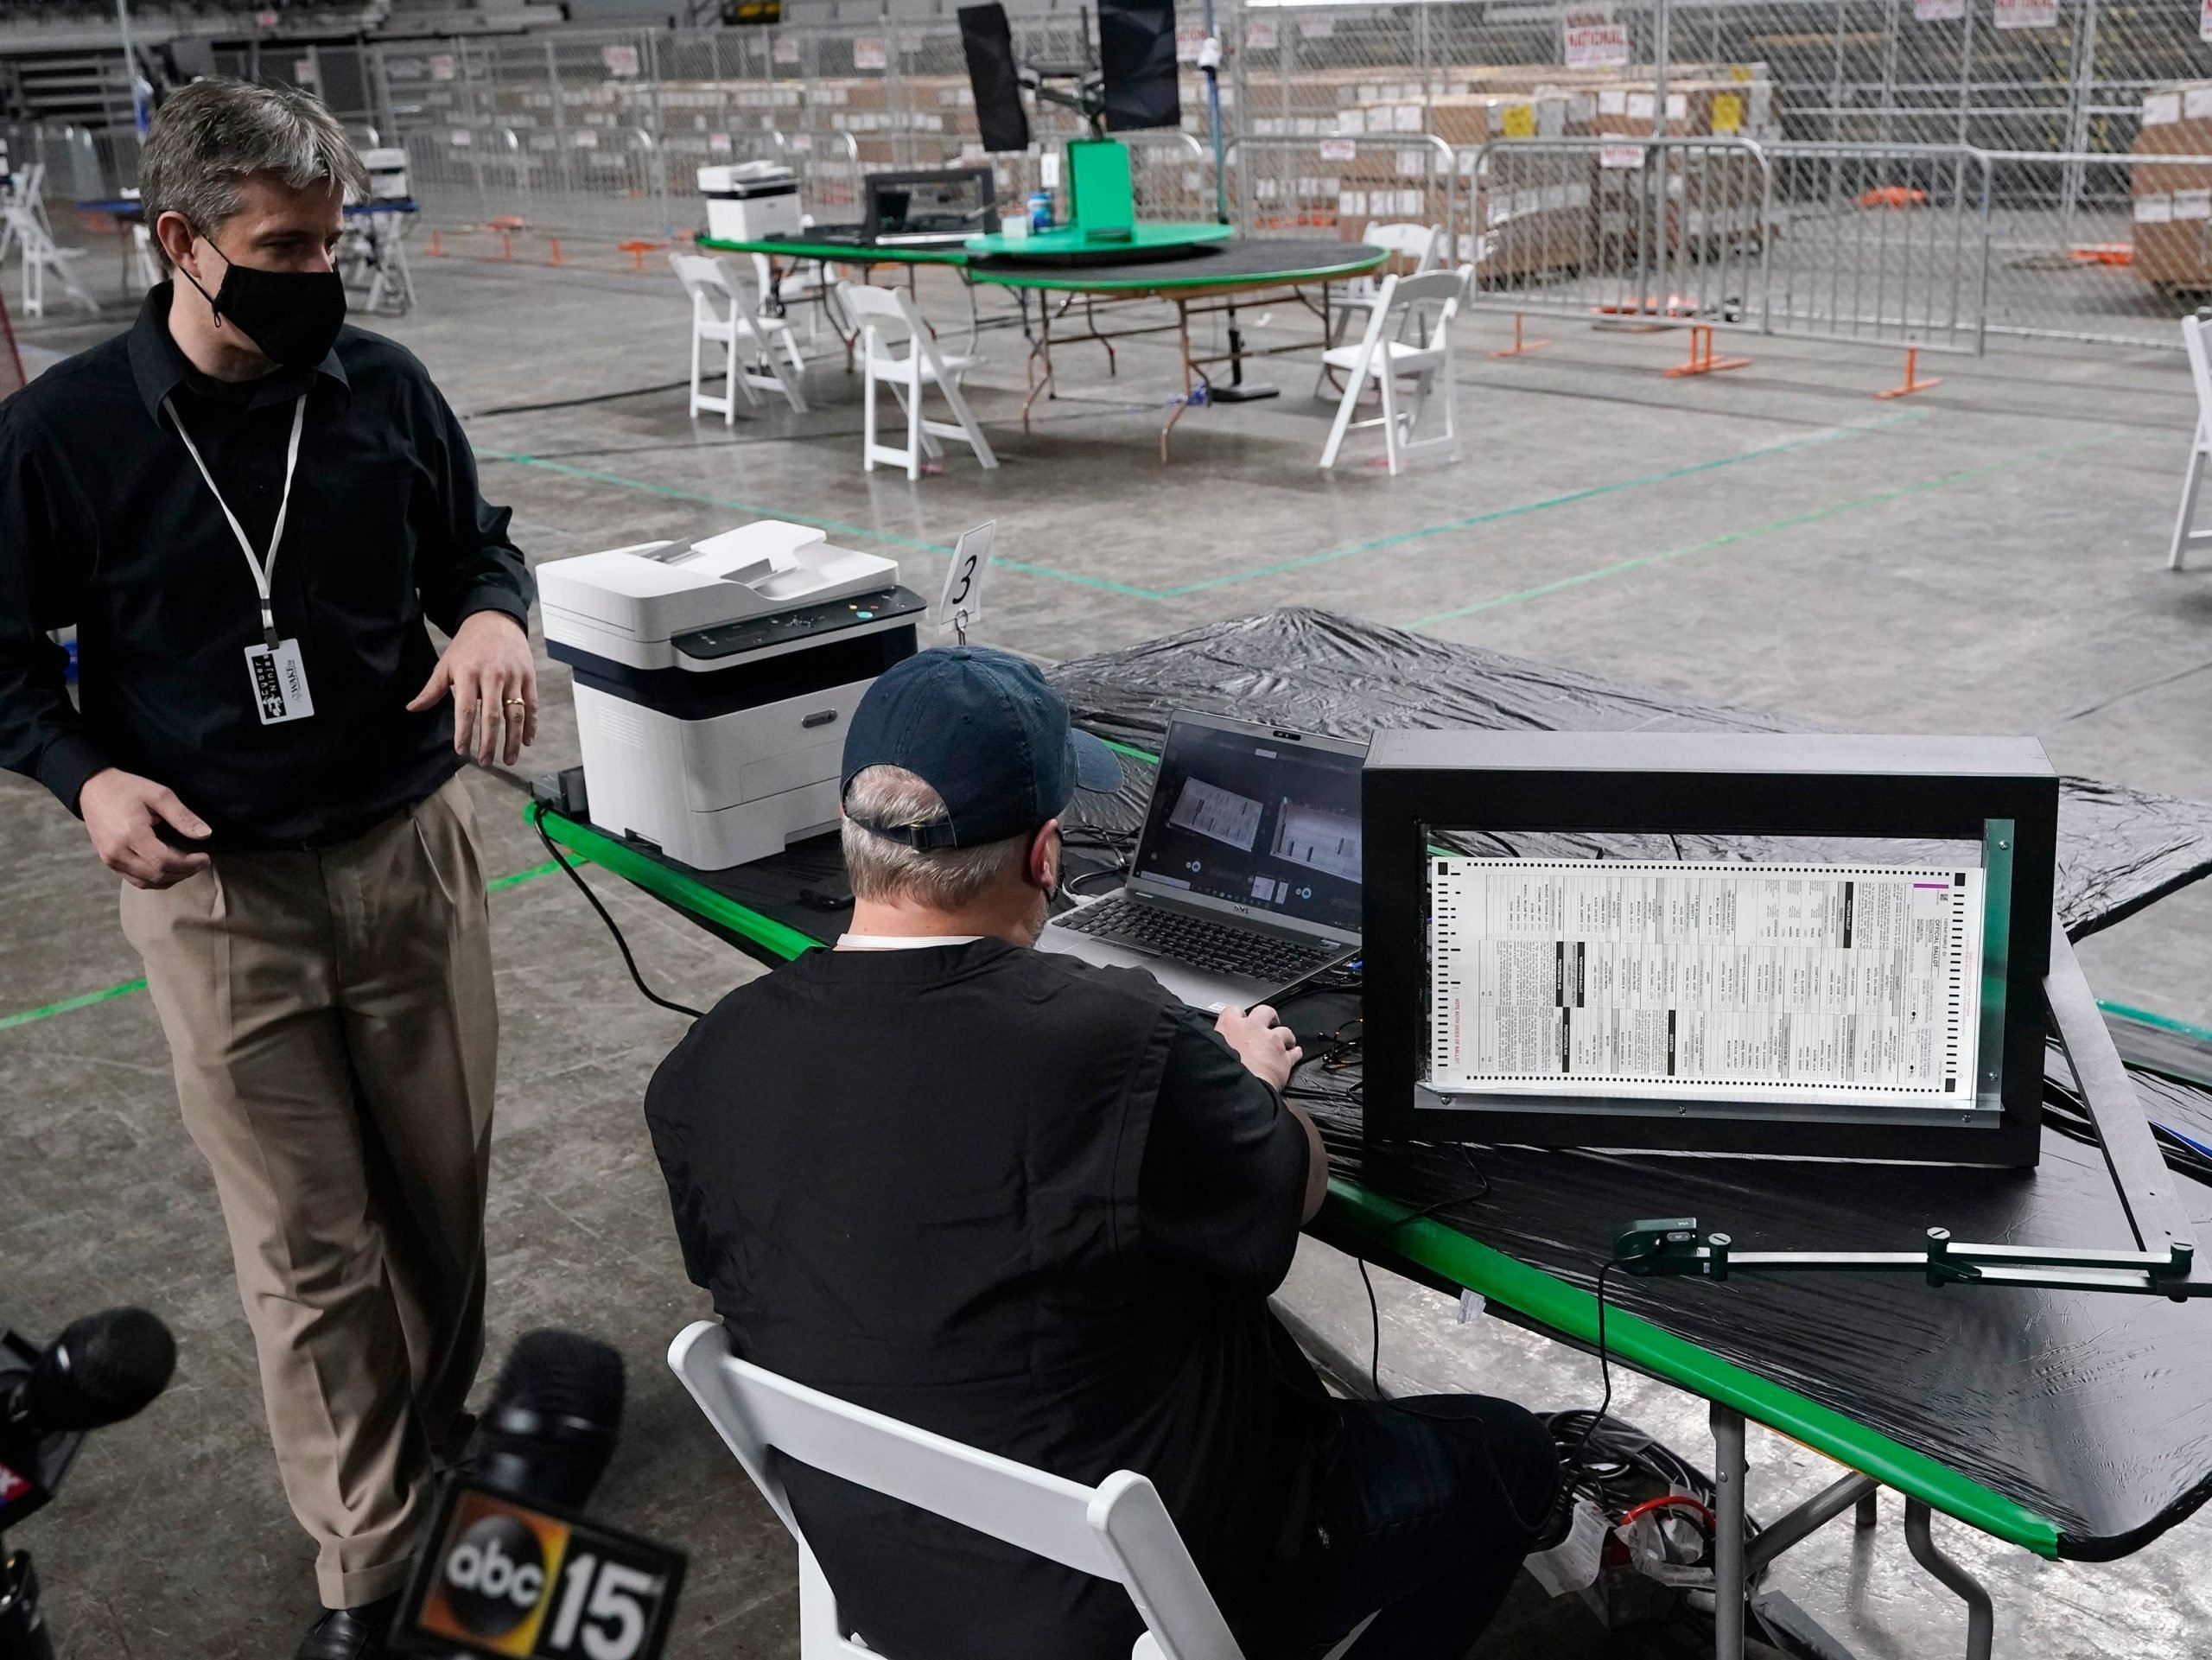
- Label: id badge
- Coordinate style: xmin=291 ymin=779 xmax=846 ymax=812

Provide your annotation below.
xmin=244 ymin=639 xmax=315 ymax=725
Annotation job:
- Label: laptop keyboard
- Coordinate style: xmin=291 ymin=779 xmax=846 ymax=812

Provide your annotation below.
xmin=1058 ymin=897 xmax=1339 ymax=983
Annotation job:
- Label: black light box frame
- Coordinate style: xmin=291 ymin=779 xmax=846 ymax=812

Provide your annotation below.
xmin=1362 ymin=732 xmax=2059 ymax=1167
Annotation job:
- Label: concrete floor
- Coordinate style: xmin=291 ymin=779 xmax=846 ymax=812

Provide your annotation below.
xmin=5 ymin=247 xmax=2211 ymax=1660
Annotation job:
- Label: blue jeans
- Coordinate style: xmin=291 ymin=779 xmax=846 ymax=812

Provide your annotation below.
xmin=1300 ymin=1395 xmax=1561 ymax=1660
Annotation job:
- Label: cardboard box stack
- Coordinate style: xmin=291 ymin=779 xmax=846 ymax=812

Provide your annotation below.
xmin=2132 ymin=82 xmax=2212 ymax=289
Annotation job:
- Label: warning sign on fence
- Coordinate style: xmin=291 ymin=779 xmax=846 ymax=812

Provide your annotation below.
xmin=601 ymin=44 xmax=639 ymax=76
xmin=1912 ymin=0 xmax=1965 ymax=21
xmin=2202 ymin=0 xmax=2212 ymax=43
xmin=853 ymin=36 xmax=886 ymax=69
xmin=1993 ymin=0 xmax=2056 ymax=29
xmin=1563 ymin=6 xmax=1630 ymax=70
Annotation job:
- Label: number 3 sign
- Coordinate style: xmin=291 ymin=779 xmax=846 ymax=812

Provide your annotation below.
xmin=930 ymin=521 xmax=995 ymax=646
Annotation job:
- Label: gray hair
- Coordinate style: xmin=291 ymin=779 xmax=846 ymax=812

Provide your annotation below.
xmin=140 ymin=78 xmax=368 ymax=245
xmin=842 ymin=766 xmax=1029 ymax=910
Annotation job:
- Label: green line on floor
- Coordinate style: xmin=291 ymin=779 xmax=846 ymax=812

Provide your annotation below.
xmin=0 ymin=855 xmax=574 ymax=1036
xmin=483 ymin=416 xmax=1923 ymax=606
xmin=476 ymin=450 xmax=953 ymax=557
xmin=1158 ymin=412 xmax=1921 ymax=598
xmin=1408 ymin=428 xmax=2126 ymax=628
xmin=0 ymin=976 xmax=149 ymax=1034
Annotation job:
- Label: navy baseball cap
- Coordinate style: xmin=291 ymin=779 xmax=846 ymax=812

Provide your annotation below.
xmin=842 ymin=647 xmax=1122 ymax=849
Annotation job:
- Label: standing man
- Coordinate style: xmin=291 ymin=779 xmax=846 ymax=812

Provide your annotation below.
xmin=0 ymin=81 xmax=534 ymax=1660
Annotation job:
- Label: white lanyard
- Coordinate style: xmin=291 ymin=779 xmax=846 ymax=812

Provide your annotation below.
xmin=164 ymin=391 xmax=308 ymax=651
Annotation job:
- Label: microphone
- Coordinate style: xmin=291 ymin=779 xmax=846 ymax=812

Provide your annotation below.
xmin=397 ymin=1332 xmax=685 ymax=1660
xmin=3 ymin=1309 xmax=176 ymax=1439
xmin=470 ymin=1330 xmax=625 ymax=1511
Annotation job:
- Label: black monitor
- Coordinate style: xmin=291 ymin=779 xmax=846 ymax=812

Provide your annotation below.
xmin=1361 ymin=731 xmax=2059 ymax=1167
xmin=863 ymin=169 xmax=995 ymax=241
xmin=1097 ymin=0 xmax=1181 ymax=132
xmin=957 ymin=3 xmax=1031 ymax=154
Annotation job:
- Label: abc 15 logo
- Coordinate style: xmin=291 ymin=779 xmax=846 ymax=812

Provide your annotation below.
xmin=417 ymin=1491 xmax=573 ymax=1655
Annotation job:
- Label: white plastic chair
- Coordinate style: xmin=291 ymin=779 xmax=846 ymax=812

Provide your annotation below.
xmin=669 ymin=1321 xmax=1373 ymax=1660
xmin=837 ymin=280 xmax=996 ymax=479
xmin=129 ymin=222 xmax=162 ymax=293
xmin=0 ymin=161 xmax=52 ymax=260
xmin=1319 ymin=221 xmax=1444 ymax=381
xmin=671 ymin=251 xmax=808 ymax=422
xmin=5 ymin=203 xmax=96 ymax=319
xmin=1319 ymin=266 xmax=1468 ymax=475
xmin=2171 ymin=313 xmax=2212 ymax=570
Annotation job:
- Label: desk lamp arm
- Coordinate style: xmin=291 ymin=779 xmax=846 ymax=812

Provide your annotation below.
xmin=1615 ymin=929 xmax=2204 ymax=1300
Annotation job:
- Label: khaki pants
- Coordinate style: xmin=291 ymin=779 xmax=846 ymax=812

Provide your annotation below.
xmin=121 ymin=773 xmax=498 ymax=1609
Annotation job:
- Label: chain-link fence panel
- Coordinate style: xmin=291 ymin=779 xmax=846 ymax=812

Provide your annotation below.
xmin=345 ymin=4 xmax=2212 ymax=346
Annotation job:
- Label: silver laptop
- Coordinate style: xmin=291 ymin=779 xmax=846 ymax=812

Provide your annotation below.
xmin=1037 ymin=710 xmax=1366 ymax=1014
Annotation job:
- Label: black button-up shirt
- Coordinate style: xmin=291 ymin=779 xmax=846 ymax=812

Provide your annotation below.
xmin=0 ymin=284 xmax=533 ymax=848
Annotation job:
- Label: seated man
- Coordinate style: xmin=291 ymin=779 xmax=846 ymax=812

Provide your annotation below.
xmin=645 ymin=647 xmax=1560 ymax=1659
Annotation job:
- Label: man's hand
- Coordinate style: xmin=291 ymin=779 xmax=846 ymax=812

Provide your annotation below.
xmin=407 ymin=610 xmax=538 ymax=767
xmin=80 ymin=767 xmax=213 ymax=890
xmin=1216 ymin=1002 xmax=1303 ymax=1091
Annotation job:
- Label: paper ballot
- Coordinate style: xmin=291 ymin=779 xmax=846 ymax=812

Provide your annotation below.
xmin=1166 ymin=777 xmax=1265 ymax=852
xmin=1427 ymin=858 xmax=1983 ymax=1107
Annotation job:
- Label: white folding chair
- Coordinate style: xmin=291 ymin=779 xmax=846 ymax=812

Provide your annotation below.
xmin=0 ymin=161 xmax=53 ymax=261
xmin=1319 ymin=267 xmax=1468 ymax=475
xmin=1318 ymin=220 xmax=1444 ymax=392
xmin=129 ymin=222 xmax=162 ymax=293
xmin=671 ymin=251 xmax=808 ymax=422
xmin=2171 ymin=313 xmax=2212 ymax=570
xmin=669 ymin=1321 xmax=1374 ymax=1660
xmin=837 ymin=280 xmax=996 ymax=479
xmin=6 ymin=204 xmax=96 ymax=319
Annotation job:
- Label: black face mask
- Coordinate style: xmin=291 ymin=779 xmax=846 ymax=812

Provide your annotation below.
xmin=181 ymin=232 xmax=347 ymax=372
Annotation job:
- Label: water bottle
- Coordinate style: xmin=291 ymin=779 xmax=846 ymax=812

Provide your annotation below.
xmin=1027 ymin=189 xmax=1052 ymax=232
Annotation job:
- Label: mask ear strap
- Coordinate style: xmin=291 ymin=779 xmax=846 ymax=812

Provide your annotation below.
xmin=177 ymin=226 xmax=227 ymax=327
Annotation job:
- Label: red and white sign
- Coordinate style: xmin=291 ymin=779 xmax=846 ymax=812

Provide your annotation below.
xmin=1599 ymin=143 xmax=1646 ymax=169
xmin=601 ymin=43 xmax=640 ymax=77
xmin=1175 ymin=24 xmax=1207 ymax=63
xmin=1319 ymin=137 xmax=1357 ymax=162
xmin=0 ymin=1461 xmax=29 ymax=1507
xmin=1245 ymin=17 xmax=1277 ymax=50
xmin=1913 ymin=0 xmax=1965 ymax=20
xmin=1299 ymin=14 xmax=1334 ymax=39
xmin=255 ymin=10 xmax=278 ymax=27
xmin=429 ymin=54 xmax=455 ymax=81
xmin=853 ymin=36 xmax=887 ymax=69
xmin=2202 ymin=0 xmax=2212 ymax=43
xmin=1993 ymin=0 xmax=2057 ymax=29
xmin=1563 ymin=7 xmax=1630 ymax=71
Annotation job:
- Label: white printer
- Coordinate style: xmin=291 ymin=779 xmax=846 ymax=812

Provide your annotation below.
xmin=697 ymin=162 xmax=803 ymax=242
xmin=540 ymin=522 xmax=927 ymax=869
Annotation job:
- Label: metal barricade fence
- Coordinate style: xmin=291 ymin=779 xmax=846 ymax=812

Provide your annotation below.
xmin=1467 ymin=137 xmax=1770 ymax=335
xmin=1223 ymin=132 xmax=1461 ymax=257
xmin=1465 ymin=137 xmax=1991 ymax=359
xmin=1762 ymin=143 xmax=1991 ymax=354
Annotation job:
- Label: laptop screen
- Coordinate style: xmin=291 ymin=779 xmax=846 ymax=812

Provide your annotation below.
xmin=868 ymin=169 xmax=992 ymax=236
xmin=1130 ymin=717 xmax=1367 ymax=936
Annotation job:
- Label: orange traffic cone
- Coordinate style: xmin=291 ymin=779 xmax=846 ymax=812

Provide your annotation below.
xmin=428 ymin=228 xmax=444 ymax=256
xmin=549 ymin=237 xmax=566 ymax=266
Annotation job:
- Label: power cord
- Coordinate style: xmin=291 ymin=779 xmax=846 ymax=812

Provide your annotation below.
xmin=533 ymin=809 xmax=706 ymax=1021
xmin=1345 ymin=1154 xmax=1577 ymax=1541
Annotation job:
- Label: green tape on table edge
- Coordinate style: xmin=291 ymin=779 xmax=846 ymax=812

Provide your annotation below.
xmin=1324 ymin=1178 xmax=2066 ymax=1557
xmin=696 ymin=233 xmax=970 ymax=266
xmin=528 ymin=803 xmax=821 ymax=964
xmin=969 ymin=251 xmax=1387 ymax=293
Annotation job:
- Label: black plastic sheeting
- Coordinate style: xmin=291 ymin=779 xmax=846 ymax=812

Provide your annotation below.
xmin=628 ymin=609 xmax=2212 ymax=1552
xmin=1047 ymin=609 xmax=2212 ymax=1555
xmin=1050 ymin=608 xmax=2212 ymax=941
